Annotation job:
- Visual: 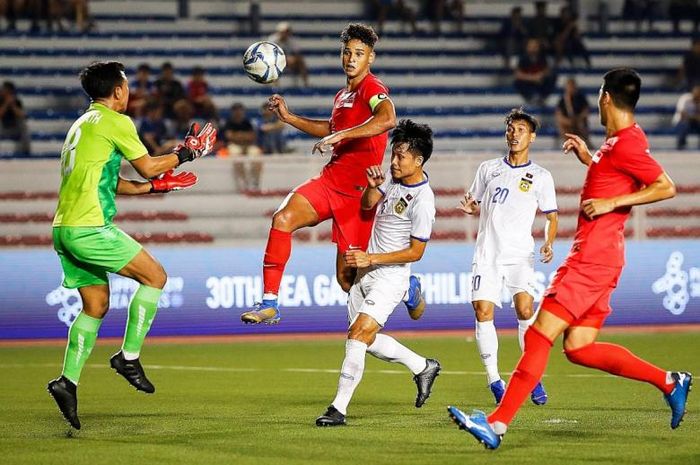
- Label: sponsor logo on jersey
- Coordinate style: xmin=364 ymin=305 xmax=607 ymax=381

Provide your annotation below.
xmin=491 ymin=170 xmax=502 ymax=178
xmin=336 ymin=91 xmax=356 ymax=108
xmin=394 ymin=197 xmax=408 ymax=214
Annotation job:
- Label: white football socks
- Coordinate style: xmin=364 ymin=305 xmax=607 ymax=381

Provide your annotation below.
xmin=476 ymin=320 xmax=501 ymax=385
xmin=331 ymin=339 xmax=367 ymax=415
xmin=517 ymin=315 xmax=537 ymax=352
xmin=367 ymin=333 xmax=427 ymax=375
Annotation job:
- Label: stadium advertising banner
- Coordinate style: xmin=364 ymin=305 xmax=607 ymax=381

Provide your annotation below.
xmin=1 ymin=241 xmax=699 ymax=339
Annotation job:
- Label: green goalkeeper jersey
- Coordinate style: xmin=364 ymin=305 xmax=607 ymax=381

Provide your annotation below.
xmin=53 ymin=102 xmax=147 ymax=227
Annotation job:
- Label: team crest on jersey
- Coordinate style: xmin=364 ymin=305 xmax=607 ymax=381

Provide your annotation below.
xmin=394 ymin=197 xmax=409 ymax=214
xmin=519 ymin=177 xmax=533 ymax=192
xmin=592 ymin=136 xmax=619 ymax=163
xmin=336 ymin=91 xmax=356 ymax=108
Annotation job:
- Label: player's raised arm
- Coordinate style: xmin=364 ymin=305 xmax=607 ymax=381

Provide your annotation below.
xmin=563 ymin=132 xmax=593 ymax=166
xmin=128 ymin=123 xmax=217 ymax=179
xmin=361 ymin=165 xmax=386 ymax=210
xmin=312 ymin=97 xmax=395 ymax=155
xmin=268 ymin=94 xmax=331 ymax=138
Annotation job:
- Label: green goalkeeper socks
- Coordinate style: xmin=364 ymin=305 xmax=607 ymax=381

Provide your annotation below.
xmin=121 ymin=285 xmax=162 ymax=358
xmin=62 ymin=312 xmax=102 ymax=384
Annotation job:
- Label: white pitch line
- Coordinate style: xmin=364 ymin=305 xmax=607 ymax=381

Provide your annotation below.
xmin=0 ymin=363 xmax=615 ymax=378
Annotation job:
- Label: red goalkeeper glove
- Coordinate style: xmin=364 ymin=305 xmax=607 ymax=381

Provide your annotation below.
xmin=150 ymin=170 xmax=198 ymax=193
xmin=174 ymin=122 xmax=218 ymax=165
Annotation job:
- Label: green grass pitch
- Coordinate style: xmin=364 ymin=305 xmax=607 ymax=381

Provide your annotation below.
xmin=1 ymin=331 xmax=698 ymax=465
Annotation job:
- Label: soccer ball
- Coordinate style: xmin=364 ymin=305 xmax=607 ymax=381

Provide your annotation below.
xmin=243 ymin=41 xmax=286 ymax=84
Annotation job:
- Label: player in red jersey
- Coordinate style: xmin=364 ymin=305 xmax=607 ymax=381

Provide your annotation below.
xmin=448 ymin=68 xmax=692 ymax=449
xmin=240 ymin=23 xmax=398 ymax=324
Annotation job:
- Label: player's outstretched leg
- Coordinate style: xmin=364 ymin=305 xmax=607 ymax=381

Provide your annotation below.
xmin=447 ymin=406 xmax=502 ymax=450
xmin=403 ymin=275 xmax=426 ymax=319
xmin=414 ymin=359 xmax=441 ymax=408
xmin=664 ymin=372 xmax=693 ymax=429
xmin=316 ymin=339 xmax=367 ymax=426
xmin=366 ymin=333 xmax=439 ymax=407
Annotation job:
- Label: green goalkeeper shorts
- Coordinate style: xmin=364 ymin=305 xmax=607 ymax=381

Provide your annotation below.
xmin=53 ymin=224 xmax=143 ymax=289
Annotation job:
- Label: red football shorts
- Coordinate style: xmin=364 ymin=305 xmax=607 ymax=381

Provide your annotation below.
xmin=540 ymin=258 xmax=623 ymax=329
xmin=294 ymin=176 xmax=375 ymax=253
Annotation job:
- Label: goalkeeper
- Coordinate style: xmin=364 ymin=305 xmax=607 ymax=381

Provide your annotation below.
xmin=47 ymin=61 xmax=217 ymax=430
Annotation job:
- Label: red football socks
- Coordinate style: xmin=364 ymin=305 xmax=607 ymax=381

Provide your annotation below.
xmin=263 ymin=228 xmax=292 ymax=295
xmin=488 ymin=326 xmax=554 ymax=426
xmin=565 ymin=342 xmax=674 ymax=394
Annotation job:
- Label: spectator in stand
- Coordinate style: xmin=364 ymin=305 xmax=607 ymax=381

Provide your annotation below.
xmin=553 ymin=5 xmax=591 ymax=68
xmin=669 ymin=0 xmax=699 ymax=34
xmin=424 ymin=0 xmax=464 ymax=35
xmin=0 ymin=0 xmax=20 ymax=31
xmin=154 ymin=62 xmax=186 ymax=119
xmin=187 ymin=66 xmax=217 ymax=119
xmin=527 ymin=1 xmax=554 ymax=52
xmin=679 ymin=37 xmax=700 ymax=90
xmin=673 ymin=84 xmax=700 ymax=149
xmin=622 ymin=0 xmax=659 ymax=33
xmin=513 ymin=38 xmax=556 ymax=105
xmin=171 ymin=99 xmax=195 ymax=137
xmin=127 ymin=63 xmax=154 ymax=118
xmin=500 ymin=6 xmax=529 ymax=69
xmin=0 ymin=81 xmax=30 ymax=156
xmin=370 ymin=0 xmax=419 ymax=37
xmin=138 ymin=100 xmax=172 ymax=155
xmin=223 ymin=103 xmax=263 ymax=192
xmin=257 ymin=102 xmax=288 ymax=154
xmin=555 ymin=77 xmax=590 ymax=145
xmin=268 ymin=22 xmax=309 ymax=87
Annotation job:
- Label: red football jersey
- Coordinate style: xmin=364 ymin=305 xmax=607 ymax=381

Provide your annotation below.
xmin=321 ymin=73 xmax=390 ymax=197
xmin=567 ymin=123 xmax=664 ymax=267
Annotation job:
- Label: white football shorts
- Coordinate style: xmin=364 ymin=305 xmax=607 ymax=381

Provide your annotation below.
xmin=470 ymin=262 xmax=535 ymax=307
xmin=347 ymin=267 xmax=409 ymax=327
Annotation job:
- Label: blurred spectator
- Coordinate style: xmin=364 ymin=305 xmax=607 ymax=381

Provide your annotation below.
xmin=622 ymin=0 xmax=659 ymax=33
xmin=268 ymin=22 xmax=309 ymax=87
xmin=514 ymin=38 xmax=556 ymax=104
xmin=223 ymin=103 xmax=263 ymax=192
xmin=68 ymin=0 xmax=93 ymax=33
xmin=679 ymin=38 xmax=700 ymax=90
xmin=0 ymin=81 xmax=30 ymax=155
xmin=370 ymin=0 xmax=418 ymax=37
xmin=257 ymin=102 xmax=288 ymax=154
xmin=499 ymin=6 xmax=529 ymax=69
xmin=555 ymin=78 xmax=590 ymax=145
xmin=673 ymin=84 xmax=700 ymax=149
xmin=154 ymin=62 xmax=186 ymax=119
xmin=127 ymin=63 xmax=154 ymax=118
xmin=0 ymin=0 xmax=20 ymax=31
xmin=138 ymin=100 xmax=172 ymax=155
xmin=669 ymin=0 xmax=699 ymax=34
xmin=553 ymin=5 xmax=591 ymax=68
xmin=424 ymin=0 xmax=464 ymax=35
xmin=527 ymin=1 xmax=554 ymax=51
xmin=187 ymin=66 xmax=217 ymax=119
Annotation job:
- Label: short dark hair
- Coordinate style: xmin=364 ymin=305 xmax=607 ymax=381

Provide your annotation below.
xmin=602 ymin=68 xmax=641 ymax=111
xmin=79 ymin=61 xmax=126 ymax=100
xmin=161 ymin=61 xmax=173 ymax=70
xmin=504 ymin=107 xmax=540 ymax=132
xmin=391 ymin=119 xmax=433 ymax=164
xmin=137 ymin=63 xmax=151 ymax=73
xmin=192 ymin=66 xmax=205 ymax=75
xmin=2 ymin=81 xmax=16 ymax=93
xmin=340 ymin=23 xmax=378 ymax=48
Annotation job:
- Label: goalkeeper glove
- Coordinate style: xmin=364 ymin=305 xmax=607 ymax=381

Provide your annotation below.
xmin=150 ymin=170 xmax=198 ymax=193
xmin=174 ymin=122 xmax=217 ymax=165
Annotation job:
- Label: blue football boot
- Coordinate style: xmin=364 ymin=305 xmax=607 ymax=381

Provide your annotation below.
xmin=664 ymin=371 xmax=692 ymax=429
xmin=240 ymin=299 xmax=280 ymax=325
xmin=530 ymin=381 xmax=548 ymax=405
xmin=404 ymin=275 xmax=426 ymax=320
xmin=489 ymin=379 xmax=506 ymax=405
xmin=447 ymin=406 xmax=502 ymax=450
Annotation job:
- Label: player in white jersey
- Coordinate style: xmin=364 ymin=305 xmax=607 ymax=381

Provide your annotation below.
xmin=460 ymin=109 xmax=559 ymax=406
xmin=315 ymin=120 xmax=441 ymax=427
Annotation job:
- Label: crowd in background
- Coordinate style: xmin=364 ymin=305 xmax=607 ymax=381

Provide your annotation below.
xmin=6 ymin=1 xmax=700 ymax=156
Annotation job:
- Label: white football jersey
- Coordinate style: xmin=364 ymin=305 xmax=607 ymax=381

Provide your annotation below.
xmin=368 ymin=174 xmax=436 ymax=269
xmin=470 ymin=157 xmax=557 ymax=265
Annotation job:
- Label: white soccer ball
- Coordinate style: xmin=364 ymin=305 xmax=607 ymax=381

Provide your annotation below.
xmin=243 ymin=41 xmax=286 ymax=84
